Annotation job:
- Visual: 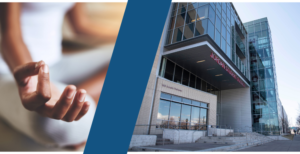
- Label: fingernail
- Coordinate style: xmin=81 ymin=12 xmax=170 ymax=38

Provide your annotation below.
xmin=67 ymin=88 xmax=75 ymax=99
xmin=35 ymin=61 xmax=44 ymax=68
xmin=78 ymin=90 xmax=86 ymax=102
xmin=42 ymin=64 xmax=49 ymax=73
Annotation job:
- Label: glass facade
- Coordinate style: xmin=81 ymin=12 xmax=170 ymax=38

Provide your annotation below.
xmin=245 ymin=18 xmax=281 ymax=135
xmin=166 ymin=2 xmax=249 ymax=79
xmin=157 ymin=92 xmax=209 ymax=130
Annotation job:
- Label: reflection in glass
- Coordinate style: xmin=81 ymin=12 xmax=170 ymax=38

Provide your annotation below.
xmin=196 ymin=5 xmax=209 ymax=21
xmin=169 ymin=102 xmax=181 ymax=121
xmin=208 ymin=5 xmax=215 ymax=24
xmin=195 ymin=19 xmax=207 ymax=36
xmin=215 ymin=30 xmax=221 ymax=47
xmin=207 ymin=19 xmax=215 ymax=39
xmin=175 ymin=14 xmax=186 ymax=28
xmin=157 ymin=100 xmax=170 ymax=120
xmin=183 ymin=23 xmax=195 ymax=40
xmin=186 ymin=9 xmax=196 ymax=24
xmin=181 ymin=105 xmax=191 ymax=123
xmin=182 ymin=98 xmax=192 ymax=104
xmin=200 ymin=108 xmax=207 ymax=125
xmin=172 ymin=27 xmax=183 ymax=43
xmin=191 ymin=107 xmax=200 ymax=123
xmin=161 ymin=92 xmax=171 ymax=100
xmin=265 ymin=68 xmax=273 ymax=78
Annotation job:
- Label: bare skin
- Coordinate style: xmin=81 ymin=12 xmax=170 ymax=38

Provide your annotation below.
xmin=0 ymin=3 xmax=117 ymax=149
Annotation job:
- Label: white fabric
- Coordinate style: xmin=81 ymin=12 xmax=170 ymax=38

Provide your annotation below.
xmin=0 ymin=3 xmax=74 ymax=74
xmin=0 ymin=45 xmax=114 ymax=147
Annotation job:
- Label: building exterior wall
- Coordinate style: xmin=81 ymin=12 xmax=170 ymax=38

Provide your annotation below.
xmin=220 ymin=88 xmax=252 ymax=132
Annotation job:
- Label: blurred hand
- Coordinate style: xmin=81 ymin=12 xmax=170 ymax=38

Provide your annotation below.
xmin=13 ymin=61 xmax=90 ymax=122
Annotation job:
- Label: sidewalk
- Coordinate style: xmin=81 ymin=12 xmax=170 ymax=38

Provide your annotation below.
xmin=237 ymin=135 xmax=300 ymax=151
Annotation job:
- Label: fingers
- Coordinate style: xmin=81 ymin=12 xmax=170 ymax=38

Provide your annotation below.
xmin=51 ymin=85 xmax=77 ymax=120
xmin=75 ymin=101 xmax=90 ymax=121
xmin=21 ymin=63 xmax=52 ymax=111
xmin=62 ymin=89 xmax=87 ymax=122
xmin=36 ymin=64 xmax=51 ymax=102
xmin=13 ymin=61 xmax=44 ymax=86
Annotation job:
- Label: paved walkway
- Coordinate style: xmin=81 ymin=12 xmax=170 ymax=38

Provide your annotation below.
xmin=238 ymin=135 xmax=300 ymax=151
xmin=145 ymin=143 xmax=228 ymax=151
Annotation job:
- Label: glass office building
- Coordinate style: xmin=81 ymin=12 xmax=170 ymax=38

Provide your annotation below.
xmin=244 ymin=18 xmax=282 ymax=135
xmin=133 ymin=3 xmax=285 ymax=138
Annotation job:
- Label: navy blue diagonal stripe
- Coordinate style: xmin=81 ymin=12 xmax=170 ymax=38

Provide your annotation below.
xmin=84 ymin=0 xmax=171 ymax=153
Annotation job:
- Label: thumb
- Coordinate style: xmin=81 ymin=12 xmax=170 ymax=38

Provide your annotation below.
xmin=13 ymin=61 xmax=44 ymax=86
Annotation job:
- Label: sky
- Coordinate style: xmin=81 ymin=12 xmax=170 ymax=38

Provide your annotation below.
xmin=233 ymin=2 xmax=300 ymax=126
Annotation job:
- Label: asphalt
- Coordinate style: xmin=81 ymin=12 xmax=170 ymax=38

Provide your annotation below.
xmin=237 ymin=135 xmax=300 ymax=152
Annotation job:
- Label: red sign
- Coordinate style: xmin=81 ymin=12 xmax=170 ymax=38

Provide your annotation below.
xmin=210 ymin=52 xmax=246 ymax=87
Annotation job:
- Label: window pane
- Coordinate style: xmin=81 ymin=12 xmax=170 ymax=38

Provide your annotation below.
xmin=196 ymin=77 xmax=202 ymax=90
xmin=191 ymin=107 xmax=200 ymax=123
xmin=259 ymin=79 xmax=266 ymax=91
xmin=196 ymin=5 xmax=209 ymax=20
xmin=166 ymin=30 xmax=173 ymax=45
xmin=172 ymin=27 xmax=183 ymax=43
xmin=174 ymin=65 xmax=183 ymax=83
xmin=183 ymin=23 xmax=195 ymax=40
xmin=181 ymin=104 xmax=191 ymax=123
xmin=161 ymin=92 xmax=171 ymax=100
xmin=202 ymin=80 xmax=207 ymax=91
xmin=192 ymin=101 xmax=201 ymax=106
xmin=227 ymin=44 xmax=231 ymax=58
xmin=207 ymin=19 xmax=215 ymax=39
xmin=216 ymin=16 xmax=221 ymax=32
xmin=189 ymin=74 xmax=196 ymax=88
xmin=267 ymin=90 xmax=276 ymax=102
xmin=169 ymin=17 xmax=176 ymax=30
xmin=201 ymin=103 xmax=208 ymax=108
xmin=182 ymin=70 xmax=190 ymax=86
xmin=195 ymin=19 xmax=207 ymax=36
xmin=175 ymin=13 xmax=186 ymax=28
xmin=172 ymin=95 xmax=182 ymax=102
xmin=164 ymin=60 xmax=175 ymax=80
xmin=258 ymin=69 xmax=265 ymax=79
xmin=215 ymin=30 xmax=221 ymax=47
xmin=200 ymin=108 xmax=207 ymax=125
xmin=222 ymin=24 xmax=226 ymax=39
xmin=206 ymin=83 xmax=211 ymax=92
xmin=255 ymin=23 xmax=261 ymax=32
xmin=208 ymin=5 xmax=215 ymax=24
xmin=157 ymin=100 xmax=170 ymax=120
xmin=210 ymin=3 xmax=216 ymax=10
xmin=182 ymin=98 xmax=192 ymax=104
xmin=222 ymin=9 xmax=226 ymax=20
xmin=178 ymin=3 xmax=187 ymax=9
xmin=227 ymin=31 xmax=230 ymax=43
xmin=265 ymin=78 xmax=275 ymax=89
xmin=265 ymin=68 xmax=273 ymax=78
xmin=221 ymin=37 xmax=226 ymax=53
xmin=186 ymin=9 xmax=196 ymax=24
xmin=252 ymin=92 xmax=259 ymax=103
xmin=188 ymin=3 xmax=197 ymax=10
xmin=262 ymin=58 xmax=272 ymax=68
xmin=169 ymin=102 xmax=181 ymax=122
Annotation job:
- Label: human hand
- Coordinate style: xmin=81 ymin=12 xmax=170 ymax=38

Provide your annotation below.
xmin=13 ymin=61 xmax=91 ymax=122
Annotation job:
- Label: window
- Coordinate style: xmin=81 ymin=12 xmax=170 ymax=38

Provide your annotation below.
xmin=182 ymin=70 xmax=189 ymax=86
xmin=169 ymin=17 xmax=176 ymax=30
xmin=215 ymin=30 xmax=221 ymax=47
xmin=265 ymin=68 xmax=273 ymax=78
xmin=202 ymin=80 xmax=207 ymax=91
xmin=196 ymin=77 xmax=202 ymax=90
xmin=221 ymin=37 xmax=226 ymax=53
xmin=175 ymin=14 xmax=185 ymax=28
xmin=195 ymin=19 xmax=207 ymax=36
xmin=186 ymin=9 xmax=196 ymax=24
xmin=226 ymin=31 xmax=230 ymax=43
xmin=207 ymin=20 xmax=215 ymax=39
xmin=215 ymin=16 xmax=221 ymax=32
xmin=183 ymin=23 xmax=195 ymax=40
xmin=187 ymin=3 xmax=197 ymax=10
xmin=158 ymin=93 xmax=209 ymax=130
xmin=174 ymin=65 xmax=183 ymax=83
xmin=196 ymin=5 xmax=209 ymax=20
xmin=166 ymin=30 xmax=173 ymax=45
xmin=164 ymin=60 xmax=175 ymax=80
xmin=189 ymin=74 xmax=196 ymax=88
xmin=227 ymin=44 xmax=231 ymax=58
xmin=255 ymin=23 xmax=261 ymax=32
xmin=172 ymin=27 xmax=183 ymax=43
xmin=208 ymin=5 xmax=215 ymax=24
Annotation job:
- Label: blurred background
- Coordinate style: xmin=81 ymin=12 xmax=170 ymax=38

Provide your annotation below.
xmin=0 ymin=3 xmax=126 ymax=151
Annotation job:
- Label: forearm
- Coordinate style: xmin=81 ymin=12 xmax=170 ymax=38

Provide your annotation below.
xmin=1 ymin=35 xmax=33 ymax=72
xmin=0 ymin=3 xmax=33 ymax=72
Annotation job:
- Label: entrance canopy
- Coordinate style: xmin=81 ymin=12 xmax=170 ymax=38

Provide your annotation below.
xmin=163 ymin=37 xmax=250 ymax=90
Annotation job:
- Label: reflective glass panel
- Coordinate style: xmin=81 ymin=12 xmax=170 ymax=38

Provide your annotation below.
xmin=174 ymin=65 xmax=183 ymax=83
xmin=157 ymin=100 xmax=170 ymax=120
